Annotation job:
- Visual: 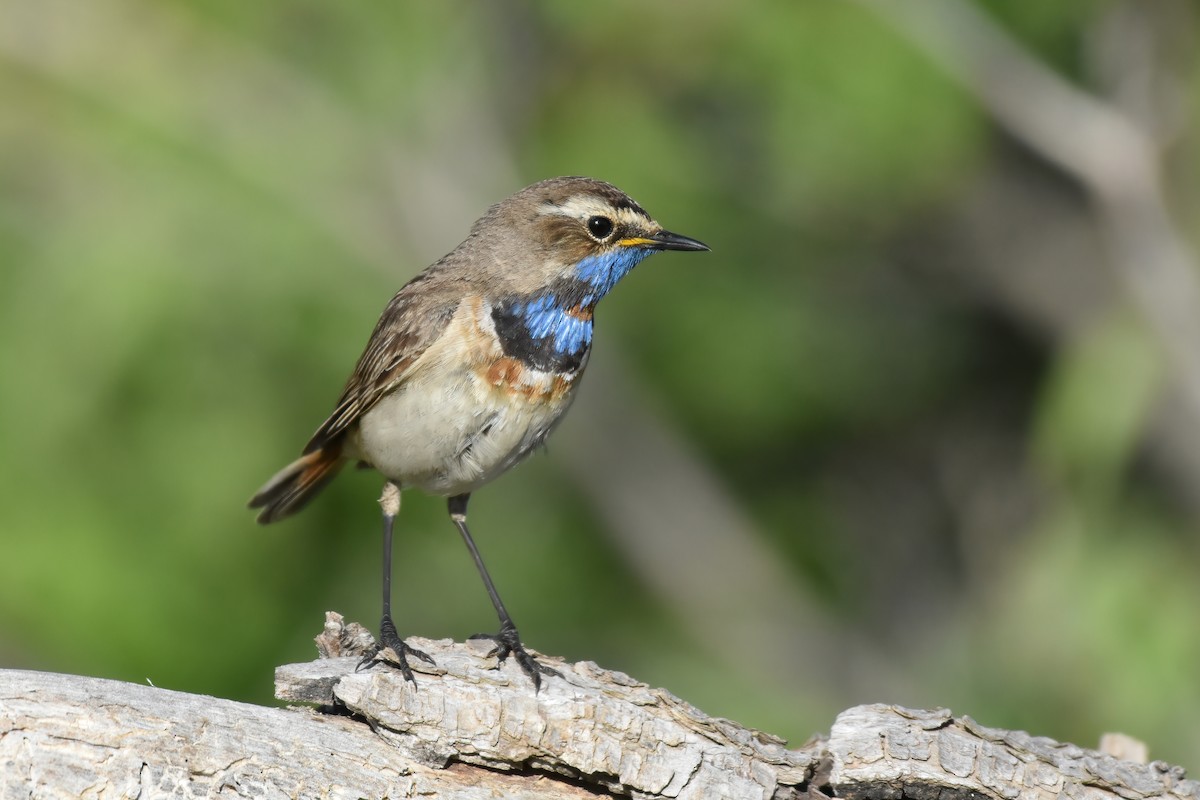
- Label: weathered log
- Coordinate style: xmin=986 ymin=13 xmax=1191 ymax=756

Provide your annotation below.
xmin=1 ymin=613 xmax=1195 ymax=799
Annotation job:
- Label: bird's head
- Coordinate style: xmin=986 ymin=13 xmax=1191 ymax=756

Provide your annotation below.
xmin=473 ymin=177 xmax=709 ymax=300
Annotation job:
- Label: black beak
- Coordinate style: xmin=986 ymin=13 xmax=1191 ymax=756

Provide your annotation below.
xmin=644 ymin=229 xmax=710 ymax=252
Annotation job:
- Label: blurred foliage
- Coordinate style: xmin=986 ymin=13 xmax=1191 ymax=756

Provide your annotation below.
xmin=2 ymin=0 xmax=1199 ymax=770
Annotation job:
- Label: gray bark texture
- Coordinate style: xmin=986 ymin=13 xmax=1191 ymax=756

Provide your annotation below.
xmin=2 ymin=613 xmax=1196 ymax=800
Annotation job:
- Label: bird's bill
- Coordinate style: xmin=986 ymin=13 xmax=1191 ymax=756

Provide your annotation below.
xmin=619 ymin=229 xmax=710 ymax=252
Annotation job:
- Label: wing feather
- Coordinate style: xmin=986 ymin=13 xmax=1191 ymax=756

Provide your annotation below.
xmin=302 ymin=285 xmax=462 ymax=454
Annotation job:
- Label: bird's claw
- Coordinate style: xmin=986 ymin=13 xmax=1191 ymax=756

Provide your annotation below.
xmin=358 ymin=615 xmax=435 ymax=684
xmin=469 ymin=621 xmax=560 ymax=691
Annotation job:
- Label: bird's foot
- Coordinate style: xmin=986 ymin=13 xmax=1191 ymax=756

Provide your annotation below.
xmin=358 ymin=615 xmax=435 ymax=684
xmin=470 ymin=620 xmax=560 ymax=691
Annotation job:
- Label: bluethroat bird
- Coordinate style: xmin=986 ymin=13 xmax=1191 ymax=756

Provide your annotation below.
xmin=249 ymin=177 xmax=708 ymax=689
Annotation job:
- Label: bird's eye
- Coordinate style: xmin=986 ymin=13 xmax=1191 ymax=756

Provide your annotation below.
xmin=586 ymin=216 xmax=614 ymax=240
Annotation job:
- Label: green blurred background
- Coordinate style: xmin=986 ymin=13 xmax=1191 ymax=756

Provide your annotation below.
xmin=3 ymin=0 xmax=1199 ymax=769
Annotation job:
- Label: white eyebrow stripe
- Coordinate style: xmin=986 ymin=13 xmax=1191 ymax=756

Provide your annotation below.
xmin=538 ymin=196 xmax=613 ymax=219
xmin=539 ymin=197 xmax=651 ymax=228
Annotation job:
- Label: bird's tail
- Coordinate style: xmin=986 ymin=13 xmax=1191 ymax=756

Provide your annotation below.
xmin=249 ymin=446 xmax=345 ymax=524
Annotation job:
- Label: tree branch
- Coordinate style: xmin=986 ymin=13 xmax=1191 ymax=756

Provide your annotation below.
xmin=2 ymin=614 xmax=1195 ymax=799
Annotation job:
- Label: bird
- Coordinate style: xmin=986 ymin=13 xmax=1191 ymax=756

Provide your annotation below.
xmin=248 ymin=176 xmax=709 ymax=689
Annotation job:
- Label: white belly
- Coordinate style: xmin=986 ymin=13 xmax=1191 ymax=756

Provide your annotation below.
xmin=346 ymin=296 xmax=584 ymax=496
xmin=351 ymin=365 xmax=575 ymax=495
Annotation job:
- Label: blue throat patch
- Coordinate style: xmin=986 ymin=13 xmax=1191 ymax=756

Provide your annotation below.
xmin=574 ymin=246 xmax=653 ymax=298
xmin=492 ymin=247 xmax=656 ymax=373
xmin=512 ymin=247 xmax=654 ymax=358
xmin=516 ymin=293 xmax=593 ymax=356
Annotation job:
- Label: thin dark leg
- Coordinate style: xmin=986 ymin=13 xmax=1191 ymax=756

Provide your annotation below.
xmin=449 ymin=493 xmax=560 ymax=691
xmin=359 ymin=482 xmax=434 ymax=681
xmin=382 ymin=486 xmax=394 ymax=621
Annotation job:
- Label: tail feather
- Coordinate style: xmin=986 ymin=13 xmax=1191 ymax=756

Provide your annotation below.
xmin=249 ymin=447 xmax=345 ymax=524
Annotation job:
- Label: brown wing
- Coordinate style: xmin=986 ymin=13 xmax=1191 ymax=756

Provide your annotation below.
xmin=302 ymin=283 xmax=462 ymax=454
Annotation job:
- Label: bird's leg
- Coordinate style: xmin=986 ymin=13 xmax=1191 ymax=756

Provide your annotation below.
xmin=359 ymin=481 xmax=434 ymax=681
xmin=449 ymin=493 xmax=560 ymax=691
